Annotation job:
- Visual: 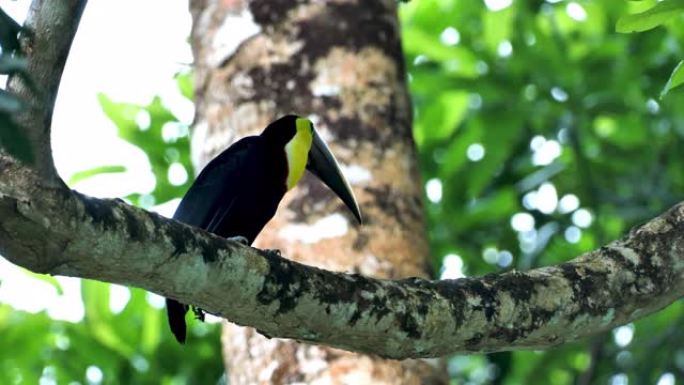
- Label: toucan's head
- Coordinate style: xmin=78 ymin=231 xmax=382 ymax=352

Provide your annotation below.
xmin=261 ymin=115 xmax=362 ymax=223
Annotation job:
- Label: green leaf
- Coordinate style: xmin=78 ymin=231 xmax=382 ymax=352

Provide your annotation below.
xmin=98 ymin=93 xmax=193 ymax=206
xmin=20 ymin=269 xmax=64 ymax=295
xmin=139 ymin=292 xmax=162 ymax=354
xmin=176 ymin=71 xmax=193 ymax=100
xmin=414 ymin=90 xmax=469 ymax=146
xmin=462 ymin=188 xmax=518 ymax=227
xmin=0 ymin=88 xmax=23 ymax=113
xmin=0 ymin=54 xmax=37 ymax=93
xmin=0 ymin=54 xmax=27 ymax=75
xmin=81 ymin=280 xmax=135 ymax=358
xmin=483 ymin=6 xmax=515 ymax=54
xmin=68 ymin=165 xmax=127 ymax=185
xmin=660 ymin=60 xmax=684 ymax=98
xmin=0 ymin=113 xmax=34 ymax=164
xmin=616 ymin=0 xmax=684 ymax=33
xmin=0 ymin=8 xmax=21 ymax=52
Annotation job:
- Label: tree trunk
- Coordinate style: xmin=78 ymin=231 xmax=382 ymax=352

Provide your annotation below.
xmin=188 ymin=0 xmax=446 ymax=383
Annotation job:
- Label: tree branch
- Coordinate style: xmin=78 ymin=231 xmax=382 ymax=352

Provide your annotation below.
xmin=5 ymin=0 xmax=86 ymax=184
xmin=1 ymin=154 xmax=682 ymax=359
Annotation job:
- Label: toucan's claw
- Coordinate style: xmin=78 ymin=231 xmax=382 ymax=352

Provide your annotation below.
xmin=192 ymin=306 xmax=205 ymax=322
xmin=228 ymin=235 xmax=250 ymax=246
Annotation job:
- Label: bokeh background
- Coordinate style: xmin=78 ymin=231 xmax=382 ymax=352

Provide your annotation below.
xmin=1 ymin=0 xmax=683 ymax=384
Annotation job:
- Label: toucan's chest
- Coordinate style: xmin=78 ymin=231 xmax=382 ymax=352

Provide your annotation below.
xmin=246 ymin=143 xmax=290 ymax=194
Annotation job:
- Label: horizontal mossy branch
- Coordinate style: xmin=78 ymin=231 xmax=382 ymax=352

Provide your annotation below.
xmin=0 ymin=155 xmax=683 ymax=359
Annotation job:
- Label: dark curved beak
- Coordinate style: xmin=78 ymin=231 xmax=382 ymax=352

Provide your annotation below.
xmin=306 ymin=129 xmax=362 ymax=223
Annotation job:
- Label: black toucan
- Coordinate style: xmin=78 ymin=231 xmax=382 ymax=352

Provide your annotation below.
xmin=166 ymin=115 xmax=362 ymax=343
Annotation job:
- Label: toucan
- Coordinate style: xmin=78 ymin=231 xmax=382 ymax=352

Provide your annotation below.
xmin=166 ymin=115 xmax=362 ymax=343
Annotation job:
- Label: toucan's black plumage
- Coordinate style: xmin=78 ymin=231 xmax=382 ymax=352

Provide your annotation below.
xmin=166 ymin=115 xmax=361 ymax=343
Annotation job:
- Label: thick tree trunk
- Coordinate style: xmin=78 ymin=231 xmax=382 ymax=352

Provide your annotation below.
xmin=188 ymin=0 xmax=445 ymax=383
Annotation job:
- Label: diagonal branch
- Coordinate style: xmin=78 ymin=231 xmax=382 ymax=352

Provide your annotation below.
xmin=5 ymin=0 xmax=87 ymax=184
xmin=1 ymin=154 xmax=682 ymax=359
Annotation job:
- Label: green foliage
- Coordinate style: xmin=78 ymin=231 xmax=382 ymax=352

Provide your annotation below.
xmin=0 ymin=284 xmax=223 ymax=385
xmin=616 ymin=0 xmax=684 ymax=96
xmin=616 ymin=0 xmax=684 ymax=33
xmin=0 ymin=7 xmax=21 ymax=52
xmin=403 ymin=0 xmax=684 ymax=383
xmin=176 ymin=71 xmax=194 ymax=100
xmin=662 ymin=59 xmax=684 ymax=97
xmin=68 ymin=165 xmax=127 ymax=185
xmin=0 ymin=67 xmax=214 ymax=383
xmin=0 ymin=8 xmax=33 ymax=164
xmin=97 ymin=91 xmax=194 ymax=207
xmin=20 ymin=268 xmax=64 ymax=295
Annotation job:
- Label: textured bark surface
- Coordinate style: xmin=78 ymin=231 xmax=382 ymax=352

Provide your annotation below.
xmin=188 ymin=0 xmax=439 ymax=383
xmin=5 ymin=0 xmax=86 ymax=185
xmin=1 ymin=155 xmax=683 ymax=360
xmin=3 ymin=0 xmax=684 ymax=379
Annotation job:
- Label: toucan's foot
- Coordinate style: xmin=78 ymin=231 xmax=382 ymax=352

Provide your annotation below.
xmin=192 ymin=306 xmax=206 ymax=322
xmin=266 ymin=249 xmax=282 ymax=257
xmin=228 ymin=235 xmax=250 ymax=246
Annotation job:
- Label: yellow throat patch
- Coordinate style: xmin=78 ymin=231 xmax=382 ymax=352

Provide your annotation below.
xmin=284 ymin=118 xmax=313 ymax=190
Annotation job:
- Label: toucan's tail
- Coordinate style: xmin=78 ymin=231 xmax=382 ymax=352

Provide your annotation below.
xmin=166 ymin=298 xmax=188 ymax=344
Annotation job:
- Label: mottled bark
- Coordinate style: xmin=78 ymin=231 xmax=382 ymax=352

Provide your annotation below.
xmin=188 ymin=0 xmax=440 ymax=383
xmin=2 ymin=0 xmax=684 ymax=377
xmin=5 ymin=0 xmax=86 ymax=185
xmin=1 ymin=155 xmax=683 ymax=360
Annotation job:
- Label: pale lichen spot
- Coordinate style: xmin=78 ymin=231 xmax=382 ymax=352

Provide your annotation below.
xmin=497 ymin=293 xmax=516 ymax=321
xmin=259 ymin=361 xmax=279 ymax=383
xmin=307 ymin=112 xmax=320 ymax=122
xmin=312 ymin=83 xmax=341 ymax=97
xmin=190 ymin=120 xmax=209 ymax=170
xmin=613 ymin=246 xmax=641 ymax=265
xmin=298 ymin=349 xmax=327 ymax=374
xmin=175 ymin=257 xmax=210 ymax=293
xmin=341 ymin=164 xmax=372 ymax=185
xmin=357 ymin=254 xmax=393 ymax=277
xmin=279 ymin=213 xmax=349 ymax=244
xmin=310 ymin=47 xmax=398 ymax=120
xmin=466 ymin=296 xmax=482 ymax=307
xmin=601 ymin=308 xmax=615 ymax=325
xmin=209 ymin=8 xmax=261 ymax=67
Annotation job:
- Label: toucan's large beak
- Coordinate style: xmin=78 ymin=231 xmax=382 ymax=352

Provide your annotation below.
xmin=306 ymin=129 xmax=362 ymax=223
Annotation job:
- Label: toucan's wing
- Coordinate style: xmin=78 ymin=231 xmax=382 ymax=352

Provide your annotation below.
xmin=173 ymin=136 xmax=255 ymax=230
xmin=166 ymin=136 xmax=255 ymax=344
xmin=204 ymin=197 xmax=238 ymax=233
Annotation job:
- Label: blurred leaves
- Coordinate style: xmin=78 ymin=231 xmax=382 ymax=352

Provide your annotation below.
xmin=0 ymin=54 xmax=27 ymax=74
xmin=0 ymin=8 xmax=33 ymax=164
xmin=97 ymin=92 xmax=193 ymax=207
xmin=20 ymin=269 xmax=64 ymax=295
xmin=662 ymin=60 xmax=684 ymax=97
xmin=0 ymin=7 xmax=21 ymax=52
xmin=176 ymin=70 xmax=193 ymax=100
xmin=402 ymin=0 xmax=684 ymax=383
xmin=68 ymin=165 xmax=127 ymax=185
xmin=616 ymin=0 xmax=684 ymax=98
xmin=616 ymin=0 xmax=684 ymax=33
xmin=1 ymin=54 xmax=205 ymax=382
xmin=0 ymin=284 xmax=223 ymax=385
